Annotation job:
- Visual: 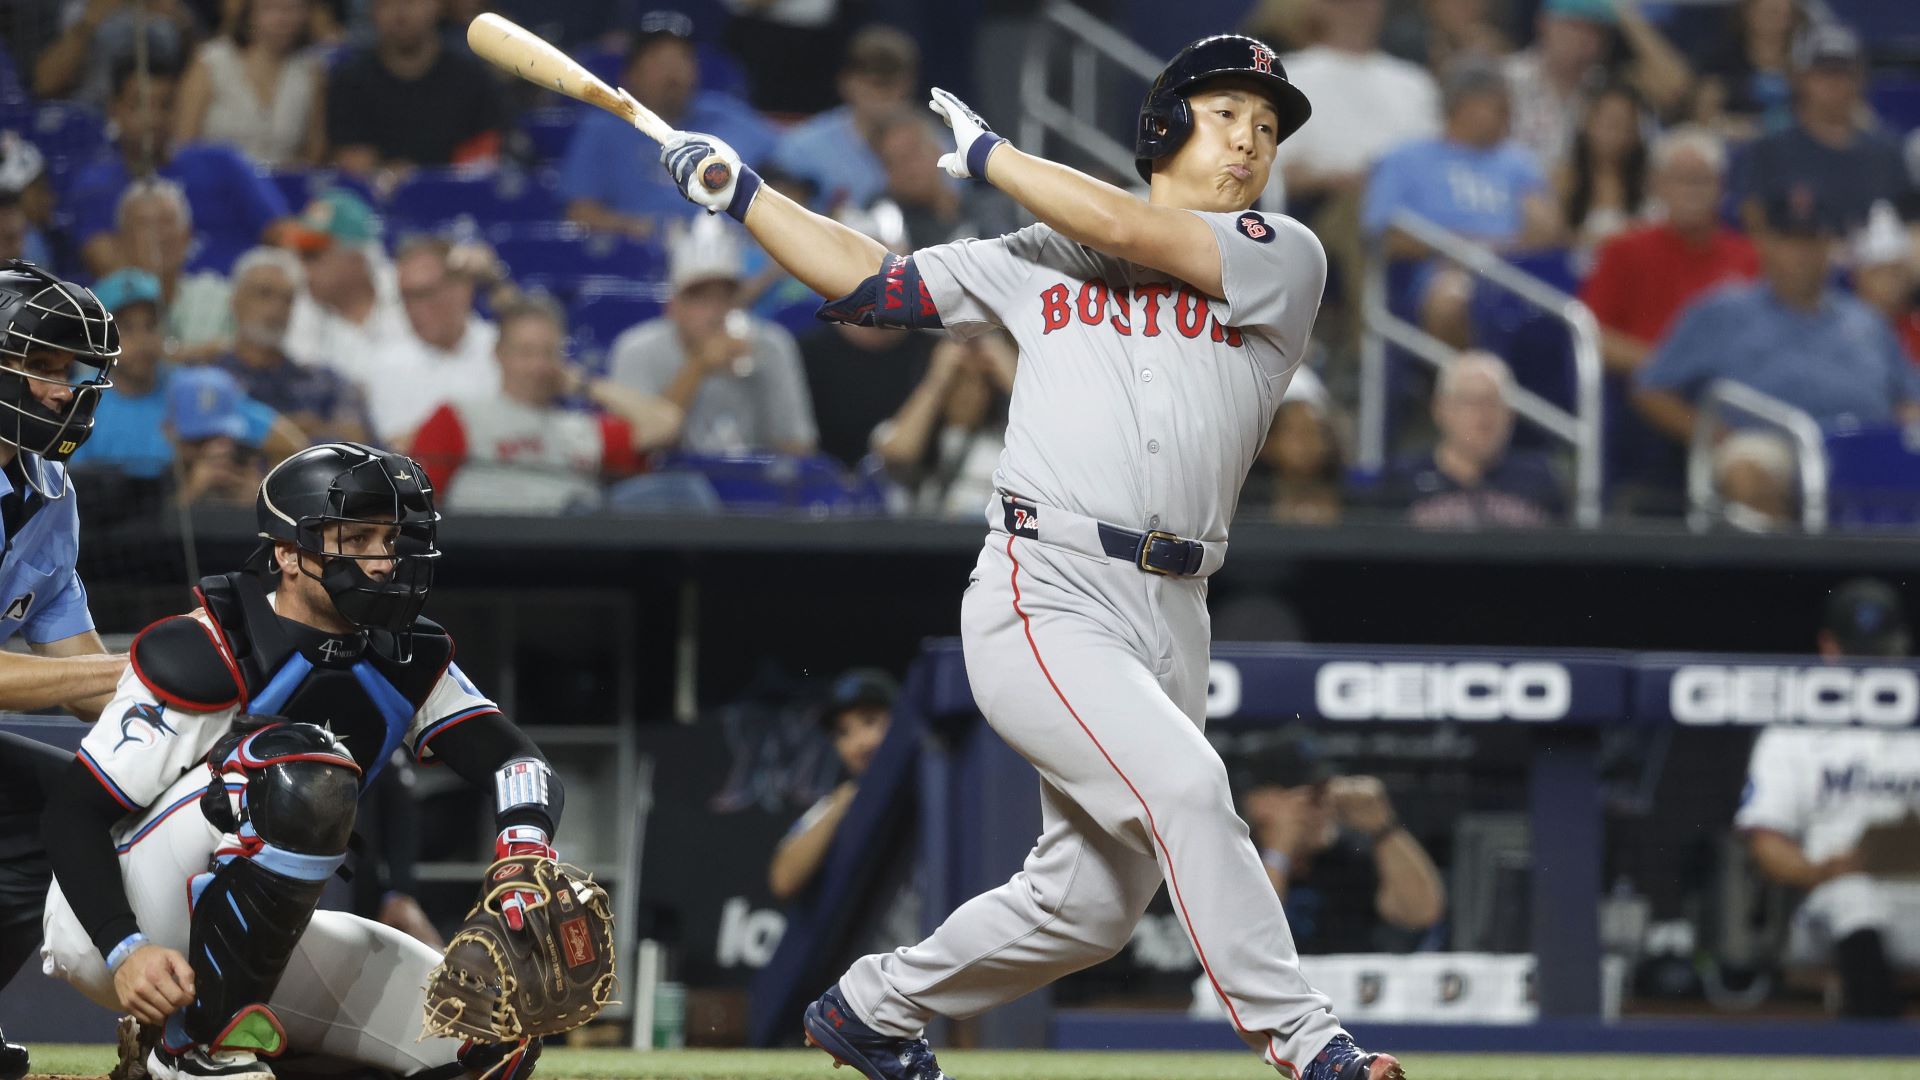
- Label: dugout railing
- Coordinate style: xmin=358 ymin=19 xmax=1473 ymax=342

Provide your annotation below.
xmin=1360 ymin=211 xmax=1607 ymax=528
xmin=1686 ymin=379 xmax=1830 ymax=534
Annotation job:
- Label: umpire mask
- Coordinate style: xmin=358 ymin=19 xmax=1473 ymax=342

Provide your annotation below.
xmin=0 ymin=261 xmax=118 ymax=488
xmin=256 ymin=443 xmax=440 ymax=657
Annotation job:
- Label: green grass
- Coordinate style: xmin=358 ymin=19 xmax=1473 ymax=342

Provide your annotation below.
xmin=23 ymin=1046 xmax=1915 ymax=1079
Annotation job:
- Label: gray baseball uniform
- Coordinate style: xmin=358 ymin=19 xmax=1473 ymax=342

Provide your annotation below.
xmin=834 ymin=209 xmax=1342 ymax=1076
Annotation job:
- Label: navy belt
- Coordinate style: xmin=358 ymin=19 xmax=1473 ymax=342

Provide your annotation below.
xmin=1001 ymin=496 xmax=1206 ymax=577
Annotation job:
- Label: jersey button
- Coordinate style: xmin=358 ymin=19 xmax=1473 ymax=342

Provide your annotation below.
xmin=1140 ymin=368 xmax=1153 ymax=383
xmin=1147 ymin=439 xmax=1160 ymax=454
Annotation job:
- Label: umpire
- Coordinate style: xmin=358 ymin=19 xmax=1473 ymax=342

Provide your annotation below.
xmin=0 ymin=260 xmax=130 ymax=1077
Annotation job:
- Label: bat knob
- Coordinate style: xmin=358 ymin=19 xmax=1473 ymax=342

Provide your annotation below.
xmin=701 ymin=160 xmax=734 ymax=192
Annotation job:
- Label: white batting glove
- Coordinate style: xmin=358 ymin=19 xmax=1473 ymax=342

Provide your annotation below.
xmin=928 ymin=87 xmax=1007 ymax=181
xmin=660 ymin=131 xmax=760 ymax=220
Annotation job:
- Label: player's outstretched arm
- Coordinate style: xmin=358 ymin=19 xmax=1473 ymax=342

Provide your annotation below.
xmin=0 ymin=637 xmax=125 ymax=718
xmin=30 ymin=630 xmax=123 ymax=722
xmin=925 ymin=88 xmax=1228 ymax=299
xmin=656 ymin=133 xmax=890 ymax=299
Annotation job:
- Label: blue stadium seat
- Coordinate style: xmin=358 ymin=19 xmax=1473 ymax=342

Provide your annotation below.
xmin=1824 ymin=1 xmax=1920 ymax=64
xmin=28 ymin=102 xmax=106 ymax=191
xmin=570 ymin=286 xmax=666 ymax=372
xmin=652 ymin=452 xmax=887 ymax=515
xmin=1868 ymin=77 xmax=1920 ymax=136
xmin=262 ymin=169 xmax=378 ymax=218
xmin=1824 ymin=424 xmax=1920 ymax=528
xmin=385 ymin=167 xmax=563 ymax=234
xmin=519 ymin=106 xmax=583 ymax=165
xmin=492 ymin=222 xmax=667 ymax=298
xmin=696 ymin=44 xmax=749 ymax=100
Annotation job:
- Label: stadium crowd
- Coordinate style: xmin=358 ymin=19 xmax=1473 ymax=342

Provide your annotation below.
xmin=0 ymin=0 xmax=1914 ymax=529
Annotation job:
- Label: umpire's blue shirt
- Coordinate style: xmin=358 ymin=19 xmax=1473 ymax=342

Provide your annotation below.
xmin=0 ymin=458 xmax=95 ymax=647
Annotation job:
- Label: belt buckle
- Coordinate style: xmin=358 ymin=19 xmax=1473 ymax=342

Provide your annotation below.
xmin=1136 ymin=530 xmax=1180 ymax=575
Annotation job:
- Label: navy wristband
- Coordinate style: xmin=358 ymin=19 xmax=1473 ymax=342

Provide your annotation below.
xmin=965 ymin=134 xmax=1007 ymax=181
xmin=726 ymin=165 xmax=763 ymax=223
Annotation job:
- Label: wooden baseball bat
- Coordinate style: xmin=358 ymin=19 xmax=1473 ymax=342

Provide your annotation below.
xmin=465 ymin=13 xmax=733 ymax=193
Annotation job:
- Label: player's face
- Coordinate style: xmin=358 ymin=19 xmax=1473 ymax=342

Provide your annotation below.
xmin=833 ymin=705 xmax=891 ymax=776
xmin=1166 ymin=84 xmax=1279 ymax=212
xmin=323 ymin=521 xmax=401 ymax=582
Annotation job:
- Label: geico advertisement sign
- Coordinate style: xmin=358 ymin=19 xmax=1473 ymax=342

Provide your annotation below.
xmin=1668 ymin=666 xmax=1920 ymax=725
xmin=1208 ymin=661 xmax=1573 ymax=720
xmin=1207 ymin=661 xmax=1574 ymax=721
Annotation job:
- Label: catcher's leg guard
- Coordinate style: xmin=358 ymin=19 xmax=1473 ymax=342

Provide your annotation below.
xmin=169 ymin=723 xmax=360 ymax=1056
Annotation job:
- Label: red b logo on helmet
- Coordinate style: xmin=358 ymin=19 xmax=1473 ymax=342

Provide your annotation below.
xmin=1251 ymin=46 xmax=1276 ymax=75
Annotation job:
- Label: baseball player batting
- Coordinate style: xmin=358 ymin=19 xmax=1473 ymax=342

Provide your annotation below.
xmin=661 ymin=33 xmax=1403 ymax=1080
xmin=37 ymin=444 xmax=571 ymax=1080
xmin=0 ymin=259 xmax=128 ymax=1080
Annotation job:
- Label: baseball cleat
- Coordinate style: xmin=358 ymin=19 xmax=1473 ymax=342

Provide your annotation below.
xmin=1302 ymin=1034 xmax=1405 ymax=1080
xmin=802 ymin=986 xmax=951 ymax=1080
xmin=0 ymin=1024 xmax=26 ymax=1080
xmin=146 ymin=1045 xmax=274 ymax=1080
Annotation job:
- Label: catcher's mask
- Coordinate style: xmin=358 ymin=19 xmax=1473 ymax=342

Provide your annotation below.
xmin=0 ymin=259 xmax=119 ymax=495
xmin=252 ymin=442 xmax=439 ymax=658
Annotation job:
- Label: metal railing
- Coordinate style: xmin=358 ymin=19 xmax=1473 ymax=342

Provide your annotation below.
xmin=1016 ymin=1 xmax=1164 ymax=182
xmin=1686 ymin=379 xmax=1828 ymax=533
xmin=1359 ymin=212 xmax=1606 ymax=527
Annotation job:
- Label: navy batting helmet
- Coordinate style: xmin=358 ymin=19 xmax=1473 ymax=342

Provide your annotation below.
xmin=1134 ymin=34 xmax=1312 ymax=183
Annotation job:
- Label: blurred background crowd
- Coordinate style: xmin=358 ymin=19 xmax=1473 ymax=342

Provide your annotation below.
xmin=0 ymin=0 xmax=1913 ymax=531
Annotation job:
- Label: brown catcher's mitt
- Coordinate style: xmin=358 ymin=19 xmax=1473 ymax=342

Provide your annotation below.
xmin=422 ymin=855 xmax=618 ymax=1041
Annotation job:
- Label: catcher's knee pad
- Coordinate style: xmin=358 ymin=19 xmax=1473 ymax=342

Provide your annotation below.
xmin=176 ymin=722 xmax=360 ymax=1053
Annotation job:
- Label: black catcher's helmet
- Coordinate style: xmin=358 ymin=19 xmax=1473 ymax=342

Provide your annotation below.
xmin=0 ymin=260 xmax=118 ymax=480
xmin=1134 ymin=34 xmax=1312 ymax=182
xmin=254 ymin=442 xmax=440 ymax=654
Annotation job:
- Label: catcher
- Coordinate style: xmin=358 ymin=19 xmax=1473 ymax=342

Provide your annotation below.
xmin=38 ymin=443 xmax=613 ymax=1080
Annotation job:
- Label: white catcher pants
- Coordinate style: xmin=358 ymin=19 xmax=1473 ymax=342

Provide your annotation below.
xmin=837 ymin=530 xmax=1346 ymax=1078
xmin=42 ymin=768 xmax=461 ymax=1073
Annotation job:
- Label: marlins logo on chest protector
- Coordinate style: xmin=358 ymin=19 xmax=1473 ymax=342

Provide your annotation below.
xmin=129 ymin=570 xmax=453 ymax=784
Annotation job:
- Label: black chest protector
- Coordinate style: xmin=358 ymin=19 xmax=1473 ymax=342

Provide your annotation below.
xmin=129 ymin=572 xmax=454 ymax=786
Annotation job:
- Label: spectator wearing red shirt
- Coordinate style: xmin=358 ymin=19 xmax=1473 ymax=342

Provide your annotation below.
xmin=1580 ymin=126 xmax=1758 ymax=376
xmin=410 ymin=295 xmax=681 ymax=514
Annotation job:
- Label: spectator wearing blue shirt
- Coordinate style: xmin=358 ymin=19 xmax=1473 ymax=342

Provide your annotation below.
xmin=65 ymin=58 xmax=293 ymax=279
xmin=559 ymin=10 xmax=775 ymax=240
xmin=771 ymin=25 xmax=920 ymax=213
xmin=1734 ymin=24 xmax=1912 ymax=237
xmin=215 ymin=246 xmax=376 ymax=446
xmin=1363 ymin=61 xmax=1558 ymax=348
xmin=1385 ymin=351 xmax=1565 ymax=528
xmin=70 ymin=268 xmax=299 ymax=481
xmin=1635 ymin=189 xmax=1920 ymax=449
